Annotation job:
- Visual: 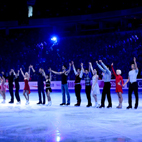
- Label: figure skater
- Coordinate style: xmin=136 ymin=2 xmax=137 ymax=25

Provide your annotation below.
xmin=89 ymin=62 xmax=100 ymax=108
xmin=111 ymin=63 xmax=124 ymax=108
xmin=20 ymin=66 xmax=31 ymax=105
xmin=2 ymin=70 xmax=14 ymax=103
xmin=13 ymin=70 xmax=21 ymax=104
xmin=82 ymin=63 xmax=92 ymax=107
xmin=123 ymin=57 xmax=139 ymax=109
xmin=50 ymin=63 xmax=71 ymax=106
xmin=96 ymin=60 xmax=112 ymax=108
xmin=31 ymin=66 xmax=46 ymax=105
xmin=45 ymin=69 xmax=52 ymax=106
xmin=0 ymin=76 xmax=6 ymax=103
xmin=72 ymin=61 xmax=83 ymax=106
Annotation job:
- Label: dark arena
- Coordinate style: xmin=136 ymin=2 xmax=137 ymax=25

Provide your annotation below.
xmin=1 ymin=0 xmax=142 ymax=142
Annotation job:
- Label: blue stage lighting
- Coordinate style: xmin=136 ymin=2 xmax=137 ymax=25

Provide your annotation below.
xmin=51 ymin=37 xmax=57 ymax=41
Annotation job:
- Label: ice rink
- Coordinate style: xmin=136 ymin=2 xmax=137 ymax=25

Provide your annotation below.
xmin=0 ymin=90 xmax=142 ymax=142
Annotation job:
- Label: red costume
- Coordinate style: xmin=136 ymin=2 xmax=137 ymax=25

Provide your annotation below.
xmin=24 ymin=79 xmax=30 ymax=94
xmin=111 ymin=66 xmax=124 ymax=93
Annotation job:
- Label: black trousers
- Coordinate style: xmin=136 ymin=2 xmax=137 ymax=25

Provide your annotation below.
xmin=38 ymin=85 xmax=46 ymax=103
xmin=9 ymin=85 xmax=14 ymax=102
xmin=128 ymin=82 xmax=139 ymax=107
xmin=15 ymin=85 xmax=20 ymax=102
xmin=85 ymin=85 xmax=92 ymax=105
xmin=101 ymin=82 xmax=112 ymax=106
xmin=75 ymin=84 xmax=81 ymax=104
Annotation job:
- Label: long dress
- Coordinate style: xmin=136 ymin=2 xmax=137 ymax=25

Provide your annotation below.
xmin=111 ymin=66 xmax=124 ymax=93
xmin=91 ymin=75 xmax=100 ymax=95
xmin=24 ymin=79 xmax=30 ymax=94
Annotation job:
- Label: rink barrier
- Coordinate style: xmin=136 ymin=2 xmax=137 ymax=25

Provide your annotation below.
xmin=3 ymin=79 xmax=142 ymax=90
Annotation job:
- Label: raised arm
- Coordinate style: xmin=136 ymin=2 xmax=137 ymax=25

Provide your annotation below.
xmin=89 ymin=62 xmax=91 ymax=73
xmin=134 ymin=57 xmax=138 ymax=70
xmin=96 ymin=61 xmax=106 ymax=73
xmin=17 ymin=70 xmax=20 ymax=76
xmin=12 ymin=69 xmax=16 ymax=76
xmin=89 ymin=62 xmax=93 ymax=74
xmin=111 ymin=63 xmax=117 ymax=77
xmin=72 ymin=61 xmax=77 ymax=75
xmin=66 ymin=63 xmax=72 ymax=74
xmin=2 ymin=77 xmax=5 ymax=84
xmin=20 ymin=68 xmax=25 ymax=78
xmin=41 ymin=69 xmax=45 ymax=77
xmin=1 ymin=72 xmax=8 ymax=79
xmin=31 ymin=65 xmax=35 ymax=73
xmin=80 ymin=63 xmax=83 ymax=78
xmin=81 ymin=63 xmax=85 ymax=73
xmin=28 ymin=66 xmax=31 ymax=78
xmin=99 ymin=60 xmax=111 ymax=74
xmin=49 ymin=71 xmax=52 ymax=81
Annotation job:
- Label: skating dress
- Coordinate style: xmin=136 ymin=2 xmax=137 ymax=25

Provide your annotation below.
xmin=46 ymin=79 xmax=52 ymax=93
xmin=24 ymin=79 xmax=30 ymax=94
xmin=111 ymin=66 xmax=124 ymax=93
xmin=91 ymin=75 xmax=100 ymax=95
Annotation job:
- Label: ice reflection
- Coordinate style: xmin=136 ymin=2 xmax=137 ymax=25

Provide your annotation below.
xmin=55 ymin=130 xmax=61 ymax=142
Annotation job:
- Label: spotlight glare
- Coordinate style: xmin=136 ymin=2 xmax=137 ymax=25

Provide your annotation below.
xmin=51 ymin=37 xmax=57 ymax=41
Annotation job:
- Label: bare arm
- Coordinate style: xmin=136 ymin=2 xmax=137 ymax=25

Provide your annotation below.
xmin=66 ymin=63 xmax=72 ymax=74
xmin=41 ymin=69 xmax=45 ymax=77
xmin=72 ymin=61 xmax=77 ymax=75
xmin=79 ymin=63 xmax=83 ymax=78
xmin=20 ymin=68 xmax=25 ymax=78
xmin=134 ymin=57 xmax=138 ymax=70
xmin=50 ymin=71 xmax=52 ymax=81
xmin=28 ymin=66 xmax=31 ymax=79
xmin=121 ymin=76 xmax=124 ymax=86
xmin=12 ymin=69 xmax=16 ymax=76
xmin=89 ymin=63 xmax=91 ymax=73
xmin=79 ymin=68 xmax=83 ymax=78
xmin=89 ymin=62 xmax=93 ymax=74
xmin=81 ymin=63 xmax=85 ymax=73
xmin=1 ymin=72 xmax=7 ymax=79
xmin=123 ymin=78 xmax=129 ymax=86
xmin=51 ymin=70 xmax=63 ymax=75
xmin=17 ymin=70 xmax=20 ymax=76
xmin=3 ymin=77 xmax=5 ymax=84
xmin=31 ymin=66 xmax=35 ymax=73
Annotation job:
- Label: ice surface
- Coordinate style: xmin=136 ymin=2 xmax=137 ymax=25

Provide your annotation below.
xmin=0 ymin=91 xmax=142 ymax=142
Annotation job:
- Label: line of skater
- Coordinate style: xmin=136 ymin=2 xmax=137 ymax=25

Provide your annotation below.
xmin=0 ymin=57 xmax=139 ymax=109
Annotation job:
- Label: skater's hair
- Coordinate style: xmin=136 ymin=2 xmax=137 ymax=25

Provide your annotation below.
xmin=77 ymin=68 xmax=81 ymax=71
xmin=63 ymin=65 xmax=67 ymax=69
xmin=85 ymin=69 xmax=89 ymax=71
xmin=46 ymin=73 xmax=50 ymax=78
xmin=106 ymin=65 xmax=110 ymax=69
xmin=116 ymin=69 xmax=122 ymax=75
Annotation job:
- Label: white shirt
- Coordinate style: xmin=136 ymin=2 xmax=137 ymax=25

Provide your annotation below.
xmin=129 ymin=69 xmax=139 ymax=83
xmin=73 ymin=68 xmax=83 ymax=78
